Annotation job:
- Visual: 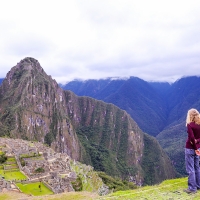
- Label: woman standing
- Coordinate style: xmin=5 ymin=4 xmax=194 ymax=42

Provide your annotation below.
xmin=184 ymin=108 xmax=200 ymax=194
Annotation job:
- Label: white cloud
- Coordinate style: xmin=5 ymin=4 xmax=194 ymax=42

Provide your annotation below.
xmin=0 ymin=0 xmax=200 ymax=84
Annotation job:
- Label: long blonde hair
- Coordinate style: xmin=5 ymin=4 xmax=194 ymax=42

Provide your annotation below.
xmin=186 ymin=108 xmax=200 ymax=126
xmin=196 ymin=114 xmax=200 ymax=125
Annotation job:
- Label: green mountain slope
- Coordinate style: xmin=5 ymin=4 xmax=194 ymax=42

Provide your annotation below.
xmin=156 ymin=122 xmax=186 ymax=175
xmin=103 ymin=77 xmax=168 ymax=137
xmin=63 ymin=91 xmax=176 ymax=184
xmin=99 ymin=177 xmax=197 ymax=200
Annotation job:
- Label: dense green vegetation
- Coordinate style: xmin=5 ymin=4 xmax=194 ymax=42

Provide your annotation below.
xmin=157 ymin=123 xmax=187 ymax=175
xmin=70 ymin=160 xmax=104 ymax=192
xmin=97 ymin=171 xmax=136 ymax=192
xmin=77 ymin=115 xmax=176 ymax=186
xmin=141 ymin=134 xmax=176 ymax=185
xmin=77 ymin=126 xmax=120 ymax=177
xmin=71 ymin=175 xmax=83 ymax=191
xmin=74 ymin=101 xmax=138 ymax=180
xmin=0 ymin=108 xmax=15 ymax=137
xmin=0 ymin=153 xmax=7 ymax=164
xmin=35 ymin=167 xmax=45 ymax=173
xmin=75 ymin=95 xmax=156 ymax=182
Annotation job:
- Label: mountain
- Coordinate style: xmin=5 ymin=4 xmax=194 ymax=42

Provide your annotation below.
xmin=61 ymin=77 xmax=169 ymax=137
xmin=61 ymin=78 xmax=114 ymax=99
xmin=0 ymin=78 xmax=3 ymax=85
xmin=61 ymin=76 xmax=200 ymax=175
xmin=0 ymin=58 xmax=81 ymax=160
xmin=157 ymin=76 xmax=200 ymax=175
xmin=0 ymin=57 xmax=176 ymax=185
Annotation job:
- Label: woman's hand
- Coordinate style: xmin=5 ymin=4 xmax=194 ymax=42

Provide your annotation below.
xmin=195 ymin=149 xmax=200 ymax=156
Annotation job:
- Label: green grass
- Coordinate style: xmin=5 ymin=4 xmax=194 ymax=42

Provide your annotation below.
xmin=4 ymin=164 xmax=18 ymax=168
xmin=7 ymin=157 xmax=16 ymax=161
xmin=70 ymin=162 xmax=104 ymax=192
xmin=0 ymin=170 xmax=27 ymax=180
xmin=98 ymin=177 xmax=200 ymax=200
xmin=0 ymin=194 xmax=10 ymax=200
xmin=30 ymin=156 xmax=44 ymax=160
xmin=20 ymin=153 xmax=37 ymax=158
xmin=16 ymin=182 xmax=54 ymax=196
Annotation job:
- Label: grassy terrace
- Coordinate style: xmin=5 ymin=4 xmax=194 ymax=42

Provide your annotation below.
xmin=0 ymin=170 xmax=27 ymax=180
xmin=20 ymin=153 xmax=41 ymax=158
xmin=16 ymin=182 xmax=54 ymax=196
xmin=0 ymin=155 xmax=27 ymax=180
xmin=7 ymin=157 xmax=16 ymax=162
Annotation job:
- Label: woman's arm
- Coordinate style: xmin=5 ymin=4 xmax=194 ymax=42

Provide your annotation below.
xmin=188 ymin=124 xmax=197 ymax=150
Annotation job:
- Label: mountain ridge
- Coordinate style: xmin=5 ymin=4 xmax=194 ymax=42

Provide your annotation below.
xmin=61 ymin=77 xmax=170 ymax=136
xmin=61 ymin=75 xmax=200 ymax=175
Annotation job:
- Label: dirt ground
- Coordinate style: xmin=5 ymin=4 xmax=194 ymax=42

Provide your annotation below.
xmin=0 ymin=189 xmax=100 ymax=200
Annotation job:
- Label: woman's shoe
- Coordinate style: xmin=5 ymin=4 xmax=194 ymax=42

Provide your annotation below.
xmin=184 ymin=189 xmax=197 ymax=194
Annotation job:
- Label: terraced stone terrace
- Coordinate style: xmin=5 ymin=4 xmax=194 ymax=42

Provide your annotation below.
xmin=0 ymin=137 xmax=79 ymax=195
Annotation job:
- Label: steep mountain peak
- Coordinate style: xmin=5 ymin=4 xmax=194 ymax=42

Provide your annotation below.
xmin=6 ymin=57 xmax=44 ymax=83
xmin=16 ymin=57 xmax=42 ymax=71
xmin=0 ymin=58 xmax=79 ymax=159
xmin=0 ymin=57 xmax=60 ymax=98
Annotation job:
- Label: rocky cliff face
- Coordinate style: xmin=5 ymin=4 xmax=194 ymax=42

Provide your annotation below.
xmin=0 ymin=57 xmax=176 ymax=185
xmin=64 ymin=91 xmax=144 ymax=179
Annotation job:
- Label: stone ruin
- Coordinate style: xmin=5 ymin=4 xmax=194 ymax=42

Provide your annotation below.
xmin=0 ymin=138 xmax=78 ymax=194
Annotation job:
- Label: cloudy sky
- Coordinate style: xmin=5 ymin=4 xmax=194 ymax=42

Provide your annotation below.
xmin=0 ymin=0 xmax=200 ymax=84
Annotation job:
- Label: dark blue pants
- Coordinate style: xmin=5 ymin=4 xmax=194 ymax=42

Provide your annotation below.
xmin=185 ymin=148 xmax=200 ymax=191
